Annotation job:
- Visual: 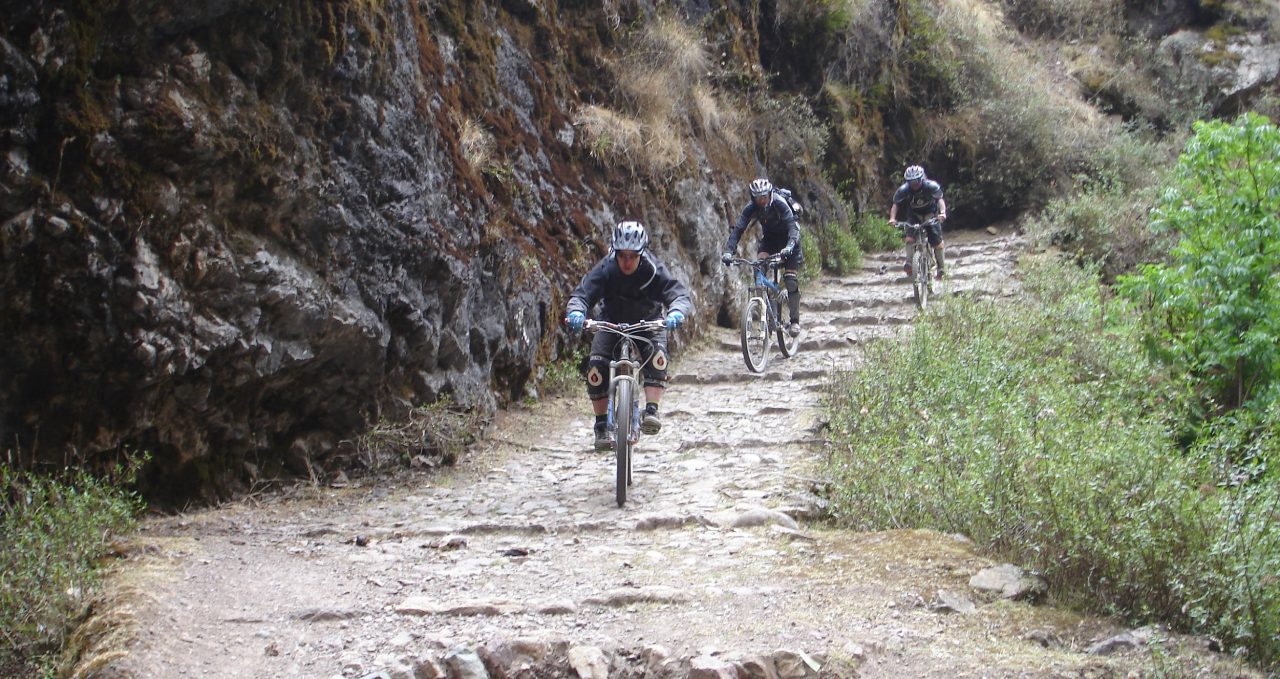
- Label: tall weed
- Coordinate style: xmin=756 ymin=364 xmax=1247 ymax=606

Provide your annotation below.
xmin=1 ymin=463 xmax=143 ymax=675
xmin=824 ymin=256 xmax=1279 ymax=667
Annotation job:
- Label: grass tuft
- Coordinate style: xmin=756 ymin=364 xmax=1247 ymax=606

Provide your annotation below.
xmin=1 ymin=461 xmax=144 ymax=676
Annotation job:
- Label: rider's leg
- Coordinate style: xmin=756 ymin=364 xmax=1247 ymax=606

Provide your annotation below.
xmin=640 ymin=328 xmax=670 ymax=435
xmin=587 ymin=333 xmax=618 ymax=449
xmin=926 ymin=217 xmax=945 ymax=277
xmin=784 ymin=270 xmax=800 ymax=323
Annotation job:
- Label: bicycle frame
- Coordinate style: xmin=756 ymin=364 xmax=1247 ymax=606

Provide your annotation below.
xmin=736 ymin=255 xmax=787 ymax=331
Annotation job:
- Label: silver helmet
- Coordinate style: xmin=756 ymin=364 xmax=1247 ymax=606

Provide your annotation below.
xmin=749 ymin=178 xmax=773 ymax=197
xmin=904 ymin=165 xmax=925 ymax=182
xmin=611 ymin=220 xmax=649 ymax=253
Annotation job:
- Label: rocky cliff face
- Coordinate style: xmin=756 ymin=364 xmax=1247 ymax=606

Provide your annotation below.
xmin=1 ymin=0 xmax=788 ymax=501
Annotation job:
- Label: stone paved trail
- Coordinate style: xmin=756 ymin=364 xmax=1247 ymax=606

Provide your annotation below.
xmin=89 ymin=230 xmax=1255 ymax=679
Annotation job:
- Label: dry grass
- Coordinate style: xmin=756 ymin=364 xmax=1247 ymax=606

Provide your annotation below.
xmin=577 ymin=104 xmax=645 ymax=170
xmin=460 ymin=117 xmax=497 ymax=175
xmin=692 ymin=85 xmax=745 ymax=143
xmin=622 ymin=67 xmax=678 ymax=124
xmin=575 ymin=13 xmax=736 ymax=177
xmin=637 ymin=15 xmax=709 ymax=83
xmin=998 ymin=0 xmax=1122 ymax=40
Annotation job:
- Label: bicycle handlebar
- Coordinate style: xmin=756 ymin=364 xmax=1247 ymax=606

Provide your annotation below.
xmin=726 ymin=254 xmax=785 ymax=269
xmin=891 ymin=217 xmax=941 ymax=231
xmin=582 ymin=319 xmax=666 ymax=335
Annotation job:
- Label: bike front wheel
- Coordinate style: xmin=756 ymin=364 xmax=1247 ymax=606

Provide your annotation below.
xmin=612 ymin=378 xmax=633 ymax=507
xmin=740 ymin=296 xmax=770 ymax=373
xmin=912 ymin=248 xmax=929 ymax=310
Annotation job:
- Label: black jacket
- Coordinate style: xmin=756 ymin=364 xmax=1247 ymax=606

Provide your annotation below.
xmin=892 ymin=179 xmax=945 ymax=220
xmin=724 ymin=193 xmax=800 ymax=253
xmin=566 ymin=251 xmax=693 ymax=323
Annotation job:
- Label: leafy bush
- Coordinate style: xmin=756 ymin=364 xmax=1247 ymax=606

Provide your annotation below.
xmin=1120 ymin=113 xmax=1280 ymax=412
xmin=804 ymin=219 xmax=862 ymax=276
xmin=823 ymin=256 xmax=1280 ymax=667
xmin=1024 ymin=177 xmax=1160 ymax=280
xmin=534 ymin=344 xmax=588 ymax=399
xmin=1 ymin=464 xmax=142 ymax=675
xmin=850 ymin=212 xmax=901 ymax=254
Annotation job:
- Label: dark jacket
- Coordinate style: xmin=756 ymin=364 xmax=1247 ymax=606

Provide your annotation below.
xmin=566 ymin=251 xmax=693 ymax=324
xmin=892 ymin=179 xmax=945 ymax=221
xmin=724 ymin=193 xmax=800 ymax=253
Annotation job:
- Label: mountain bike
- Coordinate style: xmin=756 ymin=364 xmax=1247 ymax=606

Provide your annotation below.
xmin=582 ymin=319 xmax=665 ymax=507
xmin=894 ymin=218 xmax=941 ymax=310
xmin=728 ymin=255 xmax=800 ymax=373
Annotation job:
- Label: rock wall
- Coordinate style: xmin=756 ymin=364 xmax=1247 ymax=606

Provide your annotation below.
xmin=0 ymin=0 xmax=781 ymax=501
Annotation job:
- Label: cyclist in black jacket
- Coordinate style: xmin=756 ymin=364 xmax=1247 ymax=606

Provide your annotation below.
xmin=566 ymin=221 xmax=694 ymax=451
xmin=720 ymin=178 xmax=803 ymax=336
xmin=888 ymin=165 xmax=948 ymax=279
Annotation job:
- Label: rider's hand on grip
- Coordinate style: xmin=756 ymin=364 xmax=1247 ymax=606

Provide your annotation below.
xmin=780 ymin=243 xmax=795 ymax=257
xmin=566 ymin=311 xmax=586 ymax=332
xmin=664 ymin=310 xmax=685 ymax=330
xmin=720 ymin=252 xmax=733 ymax=265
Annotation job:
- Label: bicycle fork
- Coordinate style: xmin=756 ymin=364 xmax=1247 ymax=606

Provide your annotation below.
xmin=605 ymin=370 xmax=641 ymax=444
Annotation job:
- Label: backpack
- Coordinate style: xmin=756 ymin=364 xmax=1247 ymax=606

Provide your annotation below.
xmin=775 ymin=188 xmax=803 ymax=216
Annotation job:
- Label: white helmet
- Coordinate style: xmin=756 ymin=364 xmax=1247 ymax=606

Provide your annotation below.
xmin=611 ymin=220 xmax=649 ymax=252
xmin=904 ymin=165 xmax=925 ymax=182
xmin=749 ymin=178 xmax=773 ymax=197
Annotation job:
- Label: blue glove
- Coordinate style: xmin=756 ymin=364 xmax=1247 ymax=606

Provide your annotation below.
xmin=664 ymin=310 xmax=685 ymax=330
xmin=566 ymin=311 xmax=586 ymax=332
xmin=720 ymin=252 xmax=733 ymax=265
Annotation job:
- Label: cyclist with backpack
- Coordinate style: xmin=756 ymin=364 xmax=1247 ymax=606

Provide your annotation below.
xmin=720 ymin=178 xmax=804 ymax=336
xmin=565 ymin=221 xmax=694 ymax=451
xmin=888 ymin=165 xmax=948 ymax=279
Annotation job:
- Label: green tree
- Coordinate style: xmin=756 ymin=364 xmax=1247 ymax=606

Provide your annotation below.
xmin=1120 ymin=113 xmax=1280 ymax=412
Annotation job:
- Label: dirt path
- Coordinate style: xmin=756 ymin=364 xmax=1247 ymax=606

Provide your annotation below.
xmin=84 ymin=231 xmax=1255 ymax=678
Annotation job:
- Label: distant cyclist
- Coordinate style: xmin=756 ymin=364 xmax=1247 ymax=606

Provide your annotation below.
xmin=888 ymin=165 xmax=948 ymax=279
xmin=565 ymin=221 xmax=694 ymax=451
xmin=720 ymin=177 xmax=803 ymax=336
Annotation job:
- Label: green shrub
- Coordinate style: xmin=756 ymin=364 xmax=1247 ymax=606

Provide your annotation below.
xmin=535 ymin=344 xmax=588 ymax=399
xmin=1024 ymin=177 xmax=1159 ymax=280
xmin=1 ymin=463 xmax=143 ymax=675
xmin=850 ymin=212 xmax=900 ymax=254
xmin=1120 ymin=113 xmax=1280 ymax=412
xmin=823 ymin=255 xmax=1280 ymax=668
xmin=805 ymin=219 xmax=862 ymax=276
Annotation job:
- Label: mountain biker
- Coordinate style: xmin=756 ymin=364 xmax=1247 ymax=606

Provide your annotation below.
xmin=565 ymin=220 xmax=694 ymax=451
xmin=888 ymin=165 xmax=948 ymax=280
xmin=720 ymin=177 xmax=803 ymax=336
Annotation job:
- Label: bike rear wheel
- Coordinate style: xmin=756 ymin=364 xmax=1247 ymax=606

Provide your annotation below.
xmin=613 ymin=378 xmax=633 ymax=507
xmin=912 ymin=248 xmax=929 ymax=310
xmin=740 ymin=296 xmax=770 ymax=373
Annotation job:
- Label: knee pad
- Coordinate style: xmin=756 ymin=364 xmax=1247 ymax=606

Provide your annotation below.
xmin=784 ymin=272 xmax=799 ymax=295
xmin=643 ymin=347 xmax=669 ymax=389
xmin=586 ymin=353 xmax=610 ymax=399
